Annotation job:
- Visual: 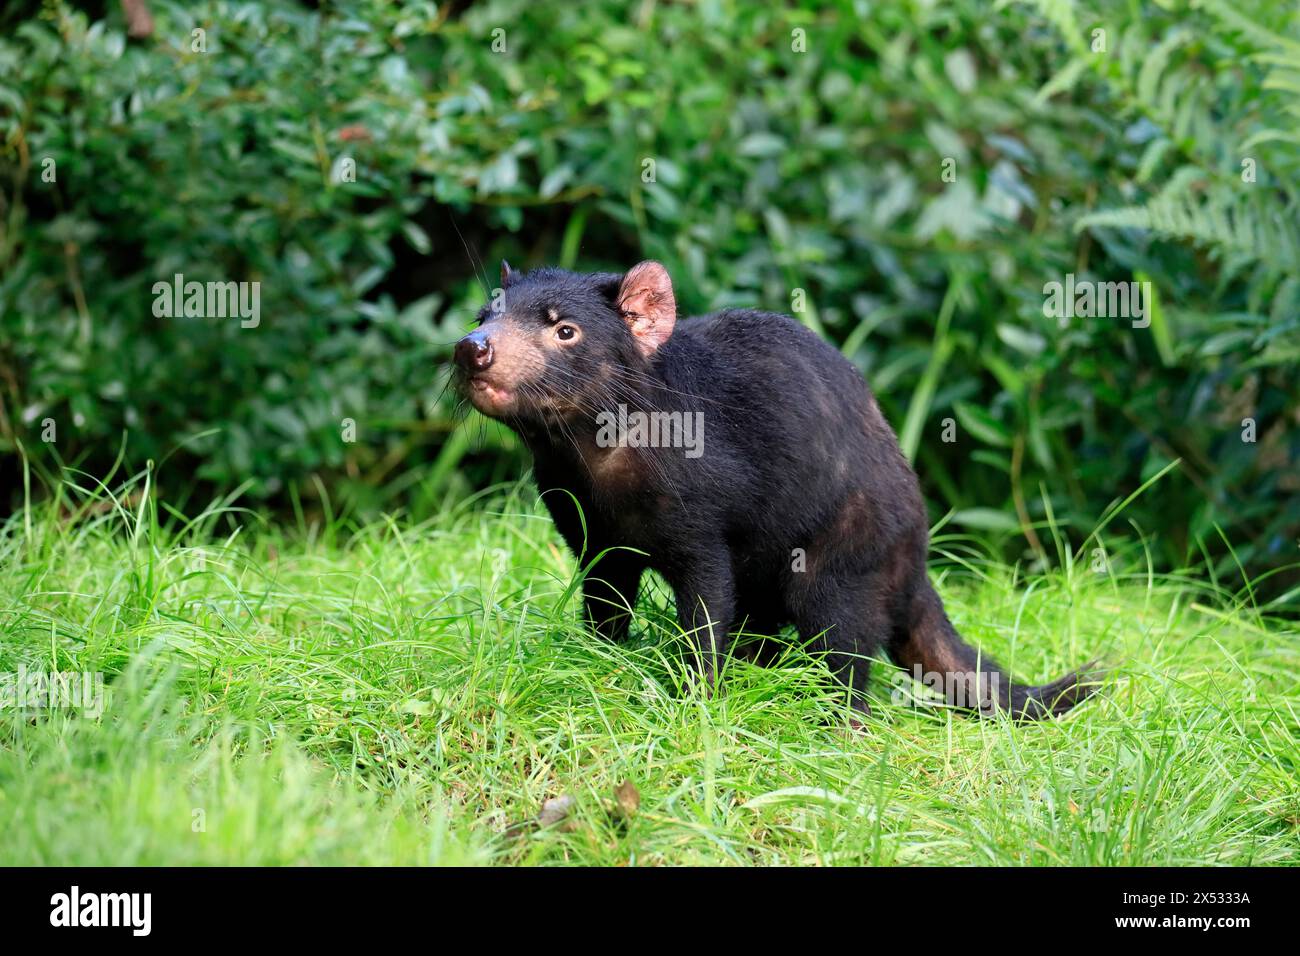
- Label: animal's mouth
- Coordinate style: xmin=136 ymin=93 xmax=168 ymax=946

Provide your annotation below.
xmin=464 ymin=375 xmax=514 ymax=416
xmin=458 ymin=368 xmax=573 ymax=422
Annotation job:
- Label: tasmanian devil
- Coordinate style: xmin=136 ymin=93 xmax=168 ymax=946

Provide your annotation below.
xmin=453 ymin=259 xmax=1097 ymax=721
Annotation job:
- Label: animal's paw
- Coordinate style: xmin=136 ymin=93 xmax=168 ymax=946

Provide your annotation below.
xmin=846 ymin=700 xmax=872 ymax=734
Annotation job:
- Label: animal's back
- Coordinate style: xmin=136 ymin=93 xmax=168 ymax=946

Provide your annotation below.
xmin=661 ymin=308 xmax=924 ymax=562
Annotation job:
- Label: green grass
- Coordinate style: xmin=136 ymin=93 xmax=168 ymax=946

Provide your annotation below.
xmin=0 ymin=472 xmax=1296 ymax=866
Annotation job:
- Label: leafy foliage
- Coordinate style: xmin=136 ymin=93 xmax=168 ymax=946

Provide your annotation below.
xmin=0 ymin=0 xmax=1296 ymax=591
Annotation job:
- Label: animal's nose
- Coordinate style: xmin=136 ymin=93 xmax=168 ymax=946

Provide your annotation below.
xmin=454 ymin=329 xmax=494 ymax=372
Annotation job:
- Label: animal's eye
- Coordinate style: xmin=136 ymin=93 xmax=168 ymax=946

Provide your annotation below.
xmin=555 ymin=324 xmax=577 ymax=342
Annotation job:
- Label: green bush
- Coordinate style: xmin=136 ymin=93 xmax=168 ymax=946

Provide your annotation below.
xmin=1 ymin=0 xmax=1296 ymax=593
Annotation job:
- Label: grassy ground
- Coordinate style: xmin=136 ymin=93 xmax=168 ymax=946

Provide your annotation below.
xmin=1 ymin=474 xmax=1296 ymax=866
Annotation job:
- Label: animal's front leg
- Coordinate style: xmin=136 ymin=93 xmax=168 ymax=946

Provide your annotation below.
xmin=582 ymin=550 xmax=645 ymax=643
xmin=671 ymin=556 xmax=735 ymax=693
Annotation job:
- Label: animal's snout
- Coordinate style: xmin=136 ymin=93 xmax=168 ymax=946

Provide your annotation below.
xmin=455 ymin=329 xmax=494 ymax=372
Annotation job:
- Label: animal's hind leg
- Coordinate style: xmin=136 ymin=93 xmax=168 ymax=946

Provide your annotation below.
xmin=794 ymin=570 xmax=899 ymax=719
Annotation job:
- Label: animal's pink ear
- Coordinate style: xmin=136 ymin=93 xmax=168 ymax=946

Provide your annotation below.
xmin=617 ymin=261 xmax=676 ymax=356
xmin=501 ymin=259 xmax=517 ymax=288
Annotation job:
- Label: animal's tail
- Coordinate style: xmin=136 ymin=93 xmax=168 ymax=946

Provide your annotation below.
xmin=892 ymin=582 xmax=1101 ymax=720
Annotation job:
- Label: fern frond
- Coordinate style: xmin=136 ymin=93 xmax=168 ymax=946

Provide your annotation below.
xmin=1076 ymin=192 xmax=1300 ymax=276
xmin=1191 ymin=0 xmax=1300 ymax=58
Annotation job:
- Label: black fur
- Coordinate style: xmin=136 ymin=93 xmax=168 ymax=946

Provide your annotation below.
xmin=455 ymin=264 xmax=1098 ymax=721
